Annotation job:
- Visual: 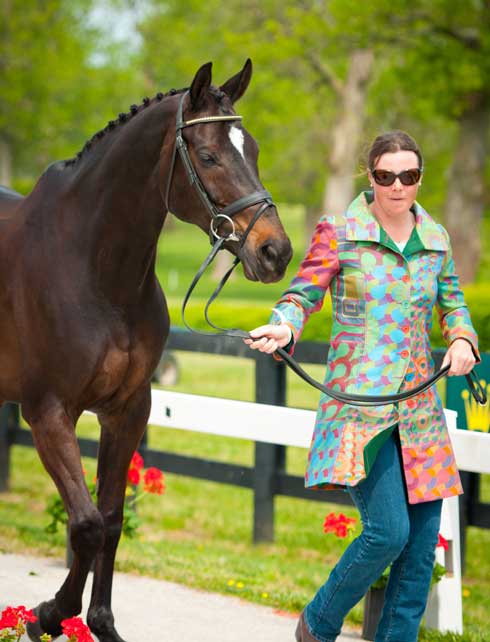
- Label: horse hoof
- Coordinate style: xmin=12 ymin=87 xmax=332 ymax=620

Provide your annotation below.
xmin=91 ymin=627 xmax=127 ymax=642
xmin=26 ymin=602 xmax=62 ymax=641
xmin=88 ymin=618 xmax=127 ymax=642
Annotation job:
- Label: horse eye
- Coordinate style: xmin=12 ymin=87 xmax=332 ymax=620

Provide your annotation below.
xmin=199 ymin=153 xmax=216 ymax=166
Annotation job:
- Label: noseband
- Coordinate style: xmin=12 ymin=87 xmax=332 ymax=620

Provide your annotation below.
xmin=163 ymin=92 xmax=487 ymax=409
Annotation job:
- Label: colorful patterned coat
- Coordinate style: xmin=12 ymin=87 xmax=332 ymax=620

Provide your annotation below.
xmin=273 ymin=191 xmax=479 ymax=504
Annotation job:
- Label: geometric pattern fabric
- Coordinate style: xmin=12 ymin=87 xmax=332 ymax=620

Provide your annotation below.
xmin=272 ymin=192 xmax=479 ymax=504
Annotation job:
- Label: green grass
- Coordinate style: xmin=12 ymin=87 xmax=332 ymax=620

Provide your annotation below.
xmin=1 ymin=351 xmax=489 ymax=641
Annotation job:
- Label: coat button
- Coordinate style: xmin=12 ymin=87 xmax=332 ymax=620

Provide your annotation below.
xmin=401 ymin=349 xmax=409 ymax=358
xmin=402 ymin=325 xmax=410 ymax=333
xmin=402 ymin=275 xmax=410 ymax=283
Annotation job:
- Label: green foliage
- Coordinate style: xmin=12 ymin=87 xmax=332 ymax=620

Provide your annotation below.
xmin=136 ymin=0 xmax=389 ymax=208
xmin=430 ymin=562 xmax=447 ymax=589
xmin=368 ymin=561 xmax=448 ymax=592
xmin=45 ymin=480 xmax=140 ymax=539
xmin=121 ymin=503 xmax=141 ymax=540
xmin=44 ymin=494 xmax=69 ymax=535
xmin=371 ymin=566 xmax=390 ymax=590
xmin=0 ymin=0 xmax=141 ymax=181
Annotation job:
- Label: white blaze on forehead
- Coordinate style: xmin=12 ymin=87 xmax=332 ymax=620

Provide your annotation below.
xmin=229 ymin=125 xmax=245 ymax=159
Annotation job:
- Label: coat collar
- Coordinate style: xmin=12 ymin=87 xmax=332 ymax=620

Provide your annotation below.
xmin=344 ymin=191 xmax=448 ymax=251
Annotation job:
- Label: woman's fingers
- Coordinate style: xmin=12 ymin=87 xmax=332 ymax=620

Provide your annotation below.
xmin=243 ymin=323 xmax=291 ymax=352
xmin=249 ymin=324 xmax=279 ymax=340
xmin=246 ymin=336 xmax=278 ymax=352
xmin=443 ymin=341 xmax=476 ymax=376
xmin=449 ymin=356 xmax=476 ymax=376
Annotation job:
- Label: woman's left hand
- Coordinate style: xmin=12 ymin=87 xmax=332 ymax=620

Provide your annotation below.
xmin=441 ymin=339 xmax=476 ymax=376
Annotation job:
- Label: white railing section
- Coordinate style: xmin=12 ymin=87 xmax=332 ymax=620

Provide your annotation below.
xmin=148 ymin=390 xmax=490 ymax=635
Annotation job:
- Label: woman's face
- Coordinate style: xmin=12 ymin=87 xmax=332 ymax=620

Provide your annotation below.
xmin=368 ymin=150 xmax=421 ymax=218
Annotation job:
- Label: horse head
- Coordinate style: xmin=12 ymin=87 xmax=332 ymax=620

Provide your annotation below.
xmin=160 ymin=60 xmax=292 ymax=283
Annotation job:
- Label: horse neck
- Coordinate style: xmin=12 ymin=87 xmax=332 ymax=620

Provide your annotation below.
xmin=68 ymin=100 xmax=177 ymax=301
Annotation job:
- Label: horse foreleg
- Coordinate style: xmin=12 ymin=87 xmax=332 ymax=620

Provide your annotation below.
xmin=87 ymin=385 xmax=151 ymax=642
xmin=22 ymin=400 xmax=104 ymax=641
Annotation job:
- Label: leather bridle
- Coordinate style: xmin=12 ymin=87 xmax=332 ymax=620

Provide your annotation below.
xmin=164 ymin=90 xmax=274 ymax=250
xmin=163 ymin=91 xmax=487 ymax=409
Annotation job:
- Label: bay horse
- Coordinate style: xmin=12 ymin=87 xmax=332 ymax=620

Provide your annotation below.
xmin=0 ymin=59 xmax=292 ymax=641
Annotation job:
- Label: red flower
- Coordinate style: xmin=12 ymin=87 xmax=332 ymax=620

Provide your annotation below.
xmin=0 ymin=605 xmax=37 ymax=630
xmin=130 ymin=452 xmax=144 ymax=471
xmin=61 ymin=616 xmax=94 ymax=642
xmin=0 ymin=608 xmax=19 ymax=630
xmin=323 ymin=512 xmax=357 ymax=538
xmin=437 ymin=533 xmax=449 ymax=551
xmin=127 ymin=467 xmax=141 ymax=486
xmin=143 ymin=467 xmax=165 ymax=494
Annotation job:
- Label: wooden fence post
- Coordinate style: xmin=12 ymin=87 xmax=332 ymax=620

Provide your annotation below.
xmin=0 ymin=403 xmax=19 ymax=492
xmin=253 ymin=353 xmax=286 ymax=543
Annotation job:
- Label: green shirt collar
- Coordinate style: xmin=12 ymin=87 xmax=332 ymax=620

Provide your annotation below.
xmin=379 ymin=225 xmax=424 ymax=256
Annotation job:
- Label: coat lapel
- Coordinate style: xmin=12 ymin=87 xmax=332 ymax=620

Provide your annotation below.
xmin=344 ymin=191 xmax=448 ymax=252
xmin=412 ymin=202 xmax=449 ymax=251
xmin=345 ymin=192 xmax=380 ymax=242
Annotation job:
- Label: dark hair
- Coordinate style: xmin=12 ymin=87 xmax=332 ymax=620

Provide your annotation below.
xmin=368 ymin=130 xmax=423 ymax=171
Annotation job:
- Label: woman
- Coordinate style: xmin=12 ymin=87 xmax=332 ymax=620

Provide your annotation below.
xmin=245 ymin=131 xmax=478 ymax=642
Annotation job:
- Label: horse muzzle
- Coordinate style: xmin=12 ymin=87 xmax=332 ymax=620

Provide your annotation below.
xmin=241 ymin=235 xmax=292 ymax=283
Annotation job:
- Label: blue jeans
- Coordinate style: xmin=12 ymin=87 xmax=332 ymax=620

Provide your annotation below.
xmin=304 ymin=431 xmax=442 ymax=642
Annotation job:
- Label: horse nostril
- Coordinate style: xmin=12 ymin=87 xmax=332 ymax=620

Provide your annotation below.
xmin=260 ymin=241 xmax=279 ymax=265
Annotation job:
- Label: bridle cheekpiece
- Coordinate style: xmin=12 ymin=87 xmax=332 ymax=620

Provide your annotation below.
xmin=164 ymin=91 xmax=274 ymax=247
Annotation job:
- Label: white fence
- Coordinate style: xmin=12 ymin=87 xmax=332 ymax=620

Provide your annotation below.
xmin=148 ymin=390 xmax=490 ymax=635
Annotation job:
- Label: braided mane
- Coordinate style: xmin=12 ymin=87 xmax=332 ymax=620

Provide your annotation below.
xmin=65 ymin=87 xmax=188 ymax=166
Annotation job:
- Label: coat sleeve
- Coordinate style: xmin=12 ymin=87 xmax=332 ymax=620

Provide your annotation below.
xmin=436 ymin=226 xmax=480 ymax=360
xmin=270 ymin=216 xmax=340 ymax=353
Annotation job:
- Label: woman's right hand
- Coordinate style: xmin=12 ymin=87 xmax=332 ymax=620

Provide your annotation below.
xmin=243 ymin=323 xmax=293 ymax=354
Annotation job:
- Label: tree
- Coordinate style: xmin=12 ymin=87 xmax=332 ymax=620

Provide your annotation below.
xmin=136 ymin=0 xmax=489 ymax=280
xmin=0 ymin=0 xmax=140 ymax=189
xmin=137 ymin=1 xmax=386 ymax=236
xmin=366 ymin=0 xmax=490 ymax=282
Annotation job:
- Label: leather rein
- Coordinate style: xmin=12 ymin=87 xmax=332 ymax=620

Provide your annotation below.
xmin=164 ymin=91 xmax=487 ymax=409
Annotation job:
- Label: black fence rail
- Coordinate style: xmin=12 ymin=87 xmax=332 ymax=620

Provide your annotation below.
xmin=0 ymin=327 xmax=488 ymax=570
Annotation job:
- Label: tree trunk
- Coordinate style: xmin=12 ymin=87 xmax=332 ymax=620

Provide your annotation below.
xmin=305 ymin=204 xmax=323 ymax=242
xmin=323 ymin=49 xmax=374 ymax=216
xmin=0 ymin=139 xmax=12 ymax=187
xmin=444 ymin=94 xmax=490 ymax=284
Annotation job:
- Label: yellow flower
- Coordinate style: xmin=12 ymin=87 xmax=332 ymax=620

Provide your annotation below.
xmin=236 ymin=581 xmax=244 ymax=589
xmin=462 ymin=588 xmax=471 ymax=597
xmin=227 ymin=579 xmax=235 ymax=586
xmin=261 ymin=592 xmax=269 ymax=599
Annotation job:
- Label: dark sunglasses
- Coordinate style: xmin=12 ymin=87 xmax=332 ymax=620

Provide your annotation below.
xmin=371 ymin=168 xmax=422 ymax=187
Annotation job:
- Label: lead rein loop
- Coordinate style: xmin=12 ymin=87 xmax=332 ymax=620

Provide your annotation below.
xmin=273 ymin=350 xmax=487 ymax=407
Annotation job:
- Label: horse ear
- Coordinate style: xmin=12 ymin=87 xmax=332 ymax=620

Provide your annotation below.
xmin=190 ymin=62 xmax=213 ymax=111
xmin=220 ymin=58 xmax=253 ymax=104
